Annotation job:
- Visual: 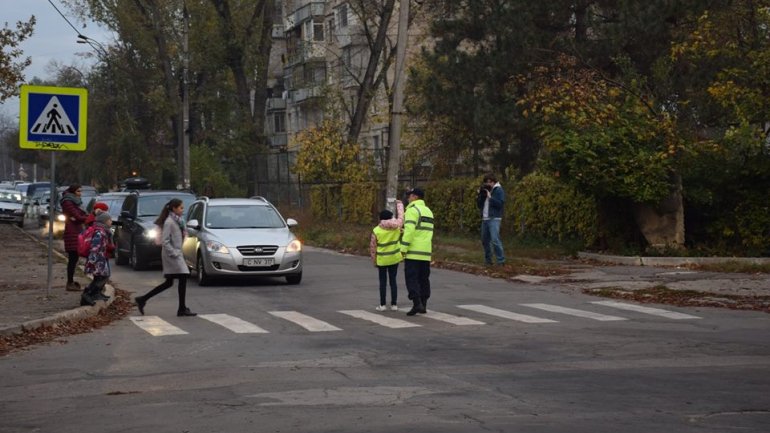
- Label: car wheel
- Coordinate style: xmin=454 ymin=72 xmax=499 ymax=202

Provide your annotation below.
xmin=197 ymin=253 xmax=211 ymax=286
xmin=286 ymin=272 xmax=302 ymax=285
xmin=131 ymin=242 xmax=146 ymax=271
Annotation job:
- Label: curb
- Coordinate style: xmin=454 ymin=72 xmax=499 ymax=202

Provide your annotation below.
xmin=0 ymin=226 xmax=118 ymax=337
xmin=578 ymin=251 xmax=770 ymax=267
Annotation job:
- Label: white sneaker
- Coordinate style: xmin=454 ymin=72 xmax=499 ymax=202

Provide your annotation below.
xmin=375 ymin=305 xmax=387 ymax=311
xmin=390 ymin=304 xmax=398 ymax=311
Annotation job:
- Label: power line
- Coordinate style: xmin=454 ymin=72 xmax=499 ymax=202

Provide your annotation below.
xmin=46 ymin=0 xmax=83 ymax=37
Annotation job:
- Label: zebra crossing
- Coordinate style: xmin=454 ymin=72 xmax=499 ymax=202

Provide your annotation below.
xmin=128 ymin=301 xmax=702 ymax=337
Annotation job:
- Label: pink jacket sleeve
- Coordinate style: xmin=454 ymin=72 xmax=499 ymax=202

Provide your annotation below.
xmin=369 ymin=231 xmax=377 ymax=262
xmin=379 ymin=200 xmax=404 ymax=229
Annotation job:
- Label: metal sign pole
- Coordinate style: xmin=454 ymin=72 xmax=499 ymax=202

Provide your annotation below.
xmin=46 ymin=152 xmax=55 ymax=297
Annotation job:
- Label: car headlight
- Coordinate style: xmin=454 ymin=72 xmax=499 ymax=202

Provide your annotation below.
xmin=13 ymin=209 xmax=23 ymax=215
xmin=56 ymin=214 xmax=66 ymax=222
xmin=205 ymin=240 xmax=229 ymax=254
xmin=286 ymin=239 xmax=302 ymax=252
xmin=145 ymin=228 xmax=158 ymax=240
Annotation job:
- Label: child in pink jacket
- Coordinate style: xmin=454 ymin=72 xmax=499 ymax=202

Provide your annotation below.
xmin=369 ymin=200 xmax=404 ymax=311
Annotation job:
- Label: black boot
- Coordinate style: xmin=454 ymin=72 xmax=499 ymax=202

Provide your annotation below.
xmin=420 ymin=297 xmax=428 ymax=314
xmin=406 ymin=298 xmax=424 ymax=316
xmin=80 ymin=291 xmax=95 ymax=306
xmin=93 ymin=291 xmax=110 ymax=302
xmin=135 ymin=296 xmax=146 ymax=315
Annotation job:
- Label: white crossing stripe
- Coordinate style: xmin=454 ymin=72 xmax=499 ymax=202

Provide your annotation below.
xmin=198 ymin=314 xmax=270 ymax=333
xmin=338 ymin=310 xmax=421 ymax=329
xmin=591 ymin=301 xmax=701 ymax=320
xmin=129 ymin=316 xmax=188 ymax=336
xmin=423 ymin=310 xmax=485 ymax=326
xmin=269 ymin=311 xmax=342 ymax=332
xmin=521 ymin=303 xmax=627 ymax=321
xmin=457 ymin=305 xmax=557 ymax=323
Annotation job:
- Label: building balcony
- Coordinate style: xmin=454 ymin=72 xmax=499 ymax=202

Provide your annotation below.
xmin=266 ymin=97 xmax=286 ymax=111
xmin=291 ymin=86 xmax=323 ymax=103
xmin=268 ymin=133 xmax=288 ymax=148
xmin=285 ymin=1 xmax=325 ymax=31
xmin=286 ymin=41 xmax=325 ymax=67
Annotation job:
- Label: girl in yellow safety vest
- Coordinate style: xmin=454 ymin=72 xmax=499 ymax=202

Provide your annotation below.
xmin=369 ymin=200 xmax=404 ymax=311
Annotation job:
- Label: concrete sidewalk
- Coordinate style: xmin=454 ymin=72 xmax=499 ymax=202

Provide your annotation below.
xmin=0 ymin=224 xmax=116 ymax=336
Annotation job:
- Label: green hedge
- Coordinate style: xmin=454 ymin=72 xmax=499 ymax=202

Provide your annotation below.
xmin=310 ymin=175 xmax=598 ymax=246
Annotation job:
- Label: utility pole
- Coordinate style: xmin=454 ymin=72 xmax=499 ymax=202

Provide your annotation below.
xmin=180 ymin=1 xmax=191 ymax=190
xmin=385 ymin=0 xmax=410 ymax=211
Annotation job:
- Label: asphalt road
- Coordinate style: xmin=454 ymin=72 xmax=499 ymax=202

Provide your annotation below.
xmin=1 ymin=247 xmax=769 ymax=433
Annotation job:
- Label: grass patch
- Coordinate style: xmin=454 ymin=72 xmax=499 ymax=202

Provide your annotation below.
xmin=583 ymin=285 xmax=770 ymax=313
xmin=686 ymin=261 xmax=770 ymax=274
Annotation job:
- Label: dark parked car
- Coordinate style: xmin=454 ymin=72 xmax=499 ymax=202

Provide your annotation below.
xmin=114 ymin=190 xmax=197 ymax=270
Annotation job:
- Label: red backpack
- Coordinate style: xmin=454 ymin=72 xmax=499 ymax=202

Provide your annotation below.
xmin=77 ymin=225 xmax=98 ymax=258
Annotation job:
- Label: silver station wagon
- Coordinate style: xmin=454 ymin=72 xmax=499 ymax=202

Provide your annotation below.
xmin=182 ymin=197 xmax=302 ymax=285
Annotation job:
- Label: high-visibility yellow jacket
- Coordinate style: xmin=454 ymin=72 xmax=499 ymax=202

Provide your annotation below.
xmin=400 ymin=199 xmax=434 ymax=261
xmin=372 ymin=226 xmax=402 ymax=266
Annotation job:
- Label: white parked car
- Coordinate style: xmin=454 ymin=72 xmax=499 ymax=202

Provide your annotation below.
xmin=182 ymin=197 xmax=303 ymax=285
xmin=0 ymin=189 xmax=25 ymax=227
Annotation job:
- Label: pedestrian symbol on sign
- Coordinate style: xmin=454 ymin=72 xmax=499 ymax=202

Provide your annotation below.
xmin=30 ymin=96 xmax=76 ymax=136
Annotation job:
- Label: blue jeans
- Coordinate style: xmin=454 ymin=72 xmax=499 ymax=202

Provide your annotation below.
xmin=481 ymin=219 xmax=505 ymax=264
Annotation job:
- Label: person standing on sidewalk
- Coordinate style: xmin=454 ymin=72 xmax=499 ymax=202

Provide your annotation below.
xmin=134 ymin=199 xmax=197 ymax=317
xmin=476 ymin=174 xmax=505 ymax=266
xmin=61 ymin=184 xmax=88 ymax=291
xmin=369 ymin=200 xmax=404 ymax=311
xmin=400 ymin=188 xmax=434 ymax=316
xmin=81 ymin=212 xmax=113 ymax=306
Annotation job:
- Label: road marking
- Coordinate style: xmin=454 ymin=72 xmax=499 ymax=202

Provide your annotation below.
xmin=457 ymin=305 xmax=557 ymax=323
xmin=269 ymin=311 xmax=342 ymax=332
xmin=521 ymin=303 xmax=627 ymax=321
xmin=338 ymin=310 xmax=421 ymax=328
xmin=591 ymin=301 xmax=701 ymax=320
xmin=423 ymin=310 xmax=485 ymax=325
xmin=129 ymin=316 xmax=188 ymax=336
xmin=198 ymin=314 xmax=270 ymax=333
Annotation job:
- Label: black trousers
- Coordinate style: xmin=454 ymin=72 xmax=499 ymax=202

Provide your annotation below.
xmin=377 ymin=263 xmax=398 ymax=305
xmin=66 ymin=251 xmax=79 ymax=283
xmin=404 ymin=259 xmax=430 ymax=301
xmin=141 ymin=275 xmax=189 ymax=312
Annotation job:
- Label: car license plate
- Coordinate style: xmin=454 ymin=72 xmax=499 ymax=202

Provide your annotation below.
xmin=243 ymin=258 xmax=274 ymax=267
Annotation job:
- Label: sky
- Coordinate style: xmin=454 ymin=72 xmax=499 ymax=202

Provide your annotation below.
xmin=0 ymin=0 xmax=113 ymax=122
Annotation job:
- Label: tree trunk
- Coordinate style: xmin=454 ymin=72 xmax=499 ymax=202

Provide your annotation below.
xmin=633 ymin=175 xmax=685 ymax=249
xmin=347 ymin=0 xmax=397 ymax=145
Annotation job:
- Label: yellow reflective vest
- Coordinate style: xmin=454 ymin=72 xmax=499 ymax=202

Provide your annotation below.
xmin=372 ymin=226 xmax=402 ymax=266
xmin=400 ymin=199 xmax=434 ymax=261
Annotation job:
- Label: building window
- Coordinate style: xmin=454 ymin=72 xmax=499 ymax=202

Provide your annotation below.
xmin=338 ymin=3 xmax=348 ymax=28
xmin=314 ymin=20 xmax=324 ymax=41
xmin=273 ymin=112 xmax=286 ymax=133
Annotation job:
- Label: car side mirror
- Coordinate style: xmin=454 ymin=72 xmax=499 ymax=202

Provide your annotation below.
xmin=187 ymin=219 xmax=200 ymax=230
xmin=286 ymin=218 xmax=298 ymax=227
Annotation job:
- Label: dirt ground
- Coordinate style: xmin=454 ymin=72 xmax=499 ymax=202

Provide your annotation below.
xmin=0 ymin=223 xmax=85 ymax=330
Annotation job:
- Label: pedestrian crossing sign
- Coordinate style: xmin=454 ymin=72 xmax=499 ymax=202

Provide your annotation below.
xmin=19 ymin=85 xmax=88 ymax=151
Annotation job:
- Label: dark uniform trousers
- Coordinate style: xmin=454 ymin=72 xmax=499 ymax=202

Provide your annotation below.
xmin=404 ymin=259 xmax=431 ymax=301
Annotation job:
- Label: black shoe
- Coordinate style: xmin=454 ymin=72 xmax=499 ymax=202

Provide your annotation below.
xmin=93 ymin=292 xmax=110 ymax=302
xmin=419 ymin=298 xmax=428 ymax=314
xmin=406 ymin=299 xmax=424 ymax=316
xmin=135 ymin=296 xmax=146 ymax=315
xmin=177 ymin=308 xmax=197 ymax=317
xmin=80 ymin=293 xmax=96 ymax=306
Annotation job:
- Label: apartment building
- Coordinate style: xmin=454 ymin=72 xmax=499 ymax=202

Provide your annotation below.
xmin=265 ymin=0 xmax=399 ymax=171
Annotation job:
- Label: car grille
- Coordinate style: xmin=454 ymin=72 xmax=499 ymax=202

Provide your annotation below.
xmin=237 ymin=245 xmax=278 ymax=256
xmin=0 ymin=209 xmax=16 ymax=215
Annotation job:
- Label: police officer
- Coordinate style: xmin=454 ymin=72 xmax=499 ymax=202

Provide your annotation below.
xmin=400 ymin=187 xmax=434 ymax=316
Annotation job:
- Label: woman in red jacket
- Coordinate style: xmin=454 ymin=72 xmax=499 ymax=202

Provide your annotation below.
xmin=60 ymin=184 xmax=88 ymax=291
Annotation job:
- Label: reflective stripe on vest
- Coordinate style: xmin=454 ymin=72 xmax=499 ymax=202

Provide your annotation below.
xmin=373 ymin=226 xmax=402 ymax=266
xmin=401 ymin=200 xmax=433 ymax=261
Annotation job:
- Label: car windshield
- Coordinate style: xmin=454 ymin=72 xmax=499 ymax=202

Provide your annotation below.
xmin=0 ymin=191 xmax=22 ymax=203
xmin=137 ymin=194 xmax=195 ymax=217
xmin=205 ymin=205 xmax=285 ymax=229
